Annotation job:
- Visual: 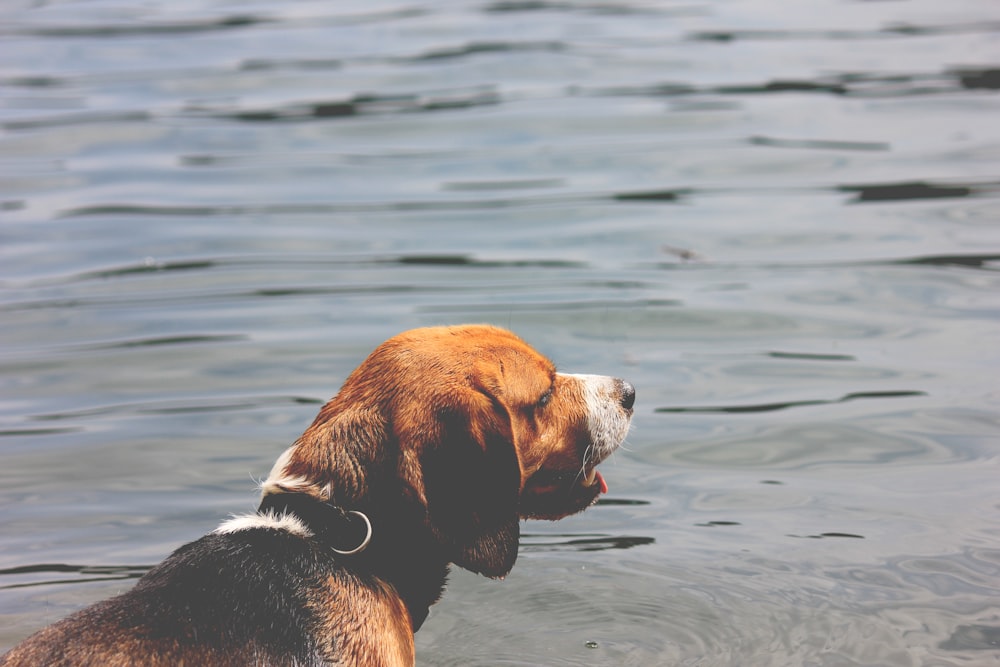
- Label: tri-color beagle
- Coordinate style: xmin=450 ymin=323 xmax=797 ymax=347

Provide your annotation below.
xmin=2 ymin=325 xmax=634 ymax=667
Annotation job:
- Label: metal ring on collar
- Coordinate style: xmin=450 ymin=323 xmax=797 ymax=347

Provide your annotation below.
xmin=332 ymin=510 xmax=372 ymax=555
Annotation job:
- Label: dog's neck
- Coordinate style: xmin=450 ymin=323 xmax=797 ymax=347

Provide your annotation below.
xmin=257 ymin=492 xmax=448 ymax=631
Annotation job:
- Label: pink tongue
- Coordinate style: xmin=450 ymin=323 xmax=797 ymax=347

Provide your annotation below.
xmin=596 ymin=471 xmax=608 ymax=494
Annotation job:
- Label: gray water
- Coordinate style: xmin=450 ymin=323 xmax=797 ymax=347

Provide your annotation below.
xmin=2 ymin=0 xmax=1000 ymax=664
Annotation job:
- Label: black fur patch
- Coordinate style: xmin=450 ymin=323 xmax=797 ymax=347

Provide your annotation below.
xmin=116 ymin=528 xmax=327 ymax=661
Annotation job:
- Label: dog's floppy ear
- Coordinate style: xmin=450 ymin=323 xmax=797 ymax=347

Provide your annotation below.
xmin=415 ymin=391 xmax=521 ymax=579
xmin=262 ymin=404 xmax=389 ymax=506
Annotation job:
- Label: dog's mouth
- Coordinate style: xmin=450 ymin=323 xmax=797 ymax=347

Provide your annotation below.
xmin=519 ymin=455 xmax=612 ymax=520
xmin=578 ymin=430 xmax=623 ymax=495
xmin=580 ymin=466 xmax=609 ymax=495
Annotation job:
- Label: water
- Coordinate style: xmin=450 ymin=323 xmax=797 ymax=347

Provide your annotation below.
xmin=2 ymin=0 xmax=1000 ymax=664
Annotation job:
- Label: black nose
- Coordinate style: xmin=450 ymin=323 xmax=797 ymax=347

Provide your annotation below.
xmin=619 ymin=380 xmax=635 ymax=410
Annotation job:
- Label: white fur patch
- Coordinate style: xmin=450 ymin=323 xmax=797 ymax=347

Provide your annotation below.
xmin=214 ymin=509 xmax=313 ymax=538
xmin=259 ymin=445 xmax=331 ymax=500
xmin=559 ymin=373 xmax=631 ymax=461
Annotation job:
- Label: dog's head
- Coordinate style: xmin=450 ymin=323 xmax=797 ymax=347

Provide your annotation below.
xmin=262 ymin=325 xmax=634 ymax=578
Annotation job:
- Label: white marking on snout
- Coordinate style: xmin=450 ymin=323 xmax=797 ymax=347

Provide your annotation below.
xmin=559 ymin=373 xmax=631 ymax=463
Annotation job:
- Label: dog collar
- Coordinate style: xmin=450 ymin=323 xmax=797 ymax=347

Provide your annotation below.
xmin=258 ymin=492 xmax=372 ymax=555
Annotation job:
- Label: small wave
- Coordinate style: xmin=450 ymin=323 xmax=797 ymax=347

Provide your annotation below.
xmin=11 ymin=14 xmax=269 ymax=38
xmin=839 ymin=180 xmax=999 ymax=203
xmin=0 ymin=563 xmax=150 ymax=590
xmin=688 ymin=21 xmax=1000 ymax=42
xmin=412 ymin=40 xmax=566 ymax=62
xmin=29 ymin=395 xmax=321 ymax=423
xmin=520 ymin=533 xmax=655 ymax=552
xmin=656 ymin=390 xmax=927 ymax=414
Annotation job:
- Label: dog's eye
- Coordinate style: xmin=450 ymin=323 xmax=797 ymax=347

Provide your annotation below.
xmin=536 ymin=388 xmax=553 ymax=409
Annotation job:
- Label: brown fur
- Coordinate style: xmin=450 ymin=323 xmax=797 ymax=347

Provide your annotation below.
xmin=2 ymin=325 xmax=633 ymax=666
xmin=308 ymin=576 xmax=415 ymax=666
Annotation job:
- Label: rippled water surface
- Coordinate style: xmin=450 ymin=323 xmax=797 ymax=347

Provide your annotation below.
xmin=3 ymin=0 xmax=1000 ymax=664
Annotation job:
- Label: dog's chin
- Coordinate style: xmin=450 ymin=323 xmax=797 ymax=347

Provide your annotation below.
xmin=518 ymin=467 xmax=607 ymax=520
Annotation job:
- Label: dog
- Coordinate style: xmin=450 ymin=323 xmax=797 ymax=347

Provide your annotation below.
xmin=2 ymin=324 xmax=634 ymax=666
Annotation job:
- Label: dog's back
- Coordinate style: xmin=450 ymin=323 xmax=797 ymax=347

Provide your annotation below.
xmin=2 ymin=526 xmax=412 ymax=667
